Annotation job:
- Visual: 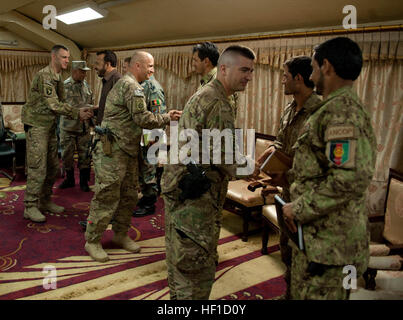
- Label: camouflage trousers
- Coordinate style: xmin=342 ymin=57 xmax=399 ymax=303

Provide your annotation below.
xmin=85 ymin=140 xmax=138 ymax=243
xmin=60 ymin=129 xmax=91 ymax=170
xmin=163 ymin=177 xmax=228 ymax=300
xmin=24 ymin=125 xmax=59 ymax=207
xmin=280 ymin=232 xmax=292 ymax=299
xmin=290 ymin=247 xmax=350 ymax=300
xmin=138 ymin=146 xmax=158 ymax=198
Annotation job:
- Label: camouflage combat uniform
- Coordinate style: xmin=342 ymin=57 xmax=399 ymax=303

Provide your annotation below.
xmin=59 ymin=76 xmax=93 ymax=170
xmin=22 ymin=65 xmax=80 ymax=210
xmin=271 ymin=93 xmax=321 ymax=298
xmin=161 ymin=78 xmax=237 ymax=300
xmin=85 ymin=72 xmax=170 ymax=243
xmin=138 ymin=75 xmax=167 ymax=200
xmin=198 ymin=67 xmax=217 ymax=91
xmin=288 ymin=86 xmax=376 ymax=300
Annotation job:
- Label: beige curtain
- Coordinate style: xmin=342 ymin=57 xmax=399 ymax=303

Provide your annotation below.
xmin=1 ymin=30 xmax=401 ymax=214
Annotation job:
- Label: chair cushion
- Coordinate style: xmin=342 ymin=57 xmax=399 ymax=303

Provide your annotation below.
xmin=2 ymin=105 xmax=24 ymax=133
xmin=262 ymin=204 xmax=278 ymax=227
xmin=369 ymin=244 xmax=391 ymax=256
xmin=368 ymin=255 xmax=402 ymax=270
xmin=383 ymin=178 xmax=403 ymax=245
xmin=226 ymin=179 xmax=264 ymax=207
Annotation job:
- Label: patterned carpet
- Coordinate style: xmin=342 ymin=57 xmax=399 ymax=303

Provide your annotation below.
xmin=0 ymin=171 xmax=285 ymax=300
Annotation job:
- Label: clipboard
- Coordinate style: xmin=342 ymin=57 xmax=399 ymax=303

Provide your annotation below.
xmin=274 ymin=195 xmax=304 ymax=251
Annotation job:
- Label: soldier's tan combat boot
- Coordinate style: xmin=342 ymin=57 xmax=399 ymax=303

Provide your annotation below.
xmin=84 ymin=242 xmax=109 ymax=262
xmin=112 ymin=233 xmax=141 ymax=253
xmin=24 ymin=207 xmax=46 ymax=223
xmin=40 ymin=200 xmax=65 ymax=214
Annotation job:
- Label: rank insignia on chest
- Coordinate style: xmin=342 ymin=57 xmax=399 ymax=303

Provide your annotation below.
xmin=326 ymin=140 xmax=356 ymax=168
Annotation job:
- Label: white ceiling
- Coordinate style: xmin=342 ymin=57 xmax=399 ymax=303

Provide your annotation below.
xmin=0 ymin=0 xmax=402 ymax=50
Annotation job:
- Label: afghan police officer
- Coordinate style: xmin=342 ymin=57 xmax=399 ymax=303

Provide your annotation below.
xmin=58 ymin=61 xmax=93 ymax=192
xmin=283 ymin=37 xmax=377 ymax=300
xmin=255 ymin=56 xmax=321 ymax=299
xmin=22 ymin=45 xmax=94 ymax=223
xmin=84 ymin=51 xmax=181 ymax=262
xmin=161 ymin=45 xmax=256 ymax=300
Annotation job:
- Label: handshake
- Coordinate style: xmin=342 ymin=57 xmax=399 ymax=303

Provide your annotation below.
xmin=167 ymin=110 xmax=182 ymax=121
xmin=79 ymin=105 xmax=98 ymax=121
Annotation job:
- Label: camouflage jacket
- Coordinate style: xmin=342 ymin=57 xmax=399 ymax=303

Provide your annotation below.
xmin=142 ymin=75 xmax=167 ymax=114
xmin=101 ymin=72 xmax=170 ymax=157
xmin=274 ymin=92 xmax=321 ymax=201
xmin=274 ymin=92 xmax=321 ymax=158
xmin=22 ymin=65 xmax=79 ymax=128
xmin=198 ymin=67 xmax=217 ymax=91
xmin=289 ymin=86 xmax=376 ymax=271
xmin=60 ymin=77 xmax=93 ymax=133
xmin=161 ymin=78 xmax=237 ymax=194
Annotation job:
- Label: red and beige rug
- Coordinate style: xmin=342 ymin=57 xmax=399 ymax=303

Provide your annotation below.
xmin=0 ymin=172 xmax=285 ymax=300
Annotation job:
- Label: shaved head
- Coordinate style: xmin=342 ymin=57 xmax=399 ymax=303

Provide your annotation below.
xmin=217 ymin=45 xmax=256 ymax=68
xmin=217 ymin=45 xmax=255 ymax=96
xmin=130 ymin=51 xmax=153 ymax=66
xmin=128 ymin=51 xmax=154 ymax=83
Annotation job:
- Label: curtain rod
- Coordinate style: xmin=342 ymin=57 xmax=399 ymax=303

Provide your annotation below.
xmin=88 ymin=24 xmax=402 ymax=52
xmin=0 ymin=24 xmax=401 ymax=53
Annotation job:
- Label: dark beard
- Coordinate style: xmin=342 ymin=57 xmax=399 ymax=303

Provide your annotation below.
xmin=97 ymin=68 xmax=106 ymax=78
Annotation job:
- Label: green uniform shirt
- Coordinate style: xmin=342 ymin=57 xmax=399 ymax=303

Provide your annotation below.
xmin=101 ymin=72 xmax=170 ymax=157
xmin=198 ymin=67 xmax=217 ymax=91
xmin=161 ymin=78 xmax=237 ymax=194
xmin=22 ymin=65 xmax=79 ymax=128
xmin=289 ymin=86 xmax=376 ymax=271
xmin=274 ymin=93 xmax=321 ymax=158
xmin=273 ymin=93 xmax=322 ymax=201
xmin=142 ymin=75 xmax=167 ymax=114
xmin=60 ymin=77 xmax=93 ymax=133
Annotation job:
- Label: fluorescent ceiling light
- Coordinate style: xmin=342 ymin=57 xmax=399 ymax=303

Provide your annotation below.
xmin=56 ymin=5 xmax=107 ymax=25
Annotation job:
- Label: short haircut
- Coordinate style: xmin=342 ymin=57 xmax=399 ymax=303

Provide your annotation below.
xmin=313 ymin=37 xmax=363 ymax=81
xmin=284 ymin=56 xmax=314 ymax=88
xmin=96 ymin=50 xmax=118 ymax=67
xmin=51 ymin=44 xmax=68 ymax=54
xmin=217 ymin=45 xmax=256 ymax=67
xmin=192 ymin=42 xmax=219 ymax=67
xmin=124 ymin=56 xmax=131 ymax=64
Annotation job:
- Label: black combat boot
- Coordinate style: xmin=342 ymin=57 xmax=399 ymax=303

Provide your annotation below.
xmin=58 ymin=169 xmax=75 ymax=189
xmin=133 ymin=195 xmax=157 ymax=217
xmin=79 ymin=168 xmax=91 ymax=192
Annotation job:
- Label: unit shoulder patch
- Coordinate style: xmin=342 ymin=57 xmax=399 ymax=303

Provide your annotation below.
xmin=44 ymin=84 xmax=53 ymax=97
xmin=326 ymin=139 xmax=356 ymax=168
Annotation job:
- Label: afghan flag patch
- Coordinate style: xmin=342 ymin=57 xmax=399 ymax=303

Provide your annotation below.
xmin=327 ymin=140 xmax=352 ymax=167
xmin=151 ymin=99 xmax=161 ymax=106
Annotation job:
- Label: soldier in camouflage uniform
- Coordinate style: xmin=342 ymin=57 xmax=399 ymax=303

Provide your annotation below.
xmin=161 ymin=45 xmax=256 ymax=300
xmin=134 ymin=74 xmax=167 ymax=216
xmin=282 ymin=37 xmax=377 ymax=300
xmin=58 ymin=61 xmax=94 ymax=192
xmin=84 ymin=51 xmax=181 ymax=262
xmin=125 ymin=56 xmax=168 ymax=216
xmin=22 ymin=45 xmax=94 ymax=223
xmin=192 ymin=42 xmax=219 ymax=90
xmin=255 ymin=56 xmax=321 ymax=299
